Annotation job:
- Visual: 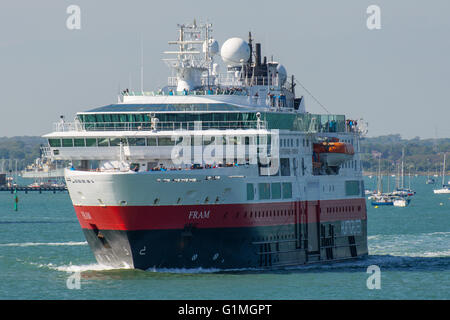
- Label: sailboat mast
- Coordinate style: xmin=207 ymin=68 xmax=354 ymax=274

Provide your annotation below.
xmin=401 ymin=147 xmax=405 ymax=189
xmin=443 ymin=153 xmax=446 ymax=186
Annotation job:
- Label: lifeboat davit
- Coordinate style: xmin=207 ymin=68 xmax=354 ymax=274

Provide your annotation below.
xmin=313 ymin=141 xmax=354 ymax=167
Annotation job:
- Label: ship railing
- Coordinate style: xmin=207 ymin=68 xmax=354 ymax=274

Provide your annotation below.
xmin=122 ymin=74 xmax=281 ymax=97
xmin=212 ymin=74 xmax=280 ymax=88
xmin=53 ymin=121 xmax=84 ymax=132
xmin=122 ymin=88 xmax=250 ymax=97
xmin=53 ymin=120 xmax=267 ymax=132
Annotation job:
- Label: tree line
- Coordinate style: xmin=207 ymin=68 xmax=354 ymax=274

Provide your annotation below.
xmin=0 ymin=134 xmax=449 ymax=174
xmin=360 ymin=134 xmax=449 ymax=174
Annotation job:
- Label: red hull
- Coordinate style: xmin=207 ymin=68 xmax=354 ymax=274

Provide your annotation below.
xmin=74 ymin=198 xmax=366 ymax=231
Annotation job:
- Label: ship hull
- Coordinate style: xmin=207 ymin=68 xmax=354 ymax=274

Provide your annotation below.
xmin=74 ymin=201 xmax=368 ymax=270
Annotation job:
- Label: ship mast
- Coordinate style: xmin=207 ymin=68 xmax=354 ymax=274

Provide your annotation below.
xmin=163 ymin=20 xmax=216 ymax=93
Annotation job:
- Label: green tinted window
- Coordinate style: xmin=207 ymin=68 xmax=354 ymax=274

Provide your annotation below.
xmin=74 ymin=138 xmax=85 ymax=147
xmin=109 ymin=138 xmax=121 ymax=146
xmin=86 ymin=138 xmax=96 ymax=147
xmin=246 ymin=183 xmax=254 ymax=200
xmin=128 ymin=138 xmax=146 ymax=146
xmin=48 ymin=139 xmax=61 ymax=147
xmin=282 ymin=182 xmax=292 ymax=199
xmin=258 ymin=183 xmax=270 ymax=200
xmin=158 ymin=137 xmax=175 ymax=146
xmin=98 ymin=138 xmax=109 ymax=147
xmin=345 ymin=180 xmax=360 ymax=196
xmin=271 ymin=183 xmax=281 ymax=199
xmin=62 ymin=139 xmax=73 ymax=147
xmin=147 ymin=137 xmax=157 ymax=146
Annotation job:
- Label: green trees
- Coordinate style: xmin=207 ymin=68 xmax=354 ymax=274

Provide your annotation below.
xmin=0 ymin=137 xmax=46 ymax=171
xmin=360 ymin=135 xmax=449 ymax=174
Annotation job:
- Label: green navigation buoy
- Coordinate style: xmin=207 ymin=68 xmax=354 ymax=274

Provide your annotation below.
xmin=14 ymin=189 xmax=18 ymax=211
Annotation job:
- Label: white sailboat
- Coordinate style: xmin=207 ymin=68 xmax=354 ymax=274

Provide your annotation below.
xmin=393 ymin=197 xmax=410 ymax=207
xmin=433 ymin=153 xmax=450 ymax=194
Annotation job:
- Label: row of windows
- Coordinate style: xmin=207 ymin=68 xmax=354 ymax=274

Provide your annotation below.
xmin=51 ymin=136 xmax=330 ymax=151
xmin=48 ymin=136 xmax=274 ymax=148
xmin=253 ymin=234 xmax=296 ymax=242
xmin=231 ymin=209 xmax=296 ymax=219
xmin=79 ymin=112 xmax=258 ymax=124
xmin=78 ymin=112 xmax=347 ymax=132
xmin=325 ymin=205 xmax=362 ymax=214
xmin=342 ymin=160 xmax=358 ymax=169
xmin=268 ymin=137 xmax=311 ymax=148
xmin=247 ymin=182 xmax=293 ymax=200
xmin=228 ymin=206 xmax=361 ymax=218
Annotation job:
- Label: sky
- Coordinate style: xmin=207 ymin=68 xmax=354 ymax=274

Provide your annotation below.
xmin=0 ymin=0 xmax=449 ymax=139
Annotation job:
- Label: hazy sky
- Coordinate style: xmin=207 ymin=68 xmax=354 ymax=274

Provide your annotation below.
xmin=0 ymin=0 xmax=449 ymax=139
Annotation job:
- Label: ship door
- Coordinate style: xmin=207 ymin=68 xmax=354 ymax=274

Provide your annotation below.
xmin=306 ymin=200 xmax=320 ymax=255
xmin=295 ymin=201 xmax=305 ymax=249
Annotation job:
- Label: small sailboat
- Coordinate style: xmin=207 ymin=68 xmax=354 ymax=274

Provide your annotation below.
xmin=433 ymin=153 xmax=450 ymax=194
xmin=393 ymin=196 xmax=410 ymax=207
xmin=426 ymin=174 xmax=435 ymax=184
xmin=370 ymin=160 xmax=395 ymax=206
xmin=393 ymin=148 xmax=415 ymax=196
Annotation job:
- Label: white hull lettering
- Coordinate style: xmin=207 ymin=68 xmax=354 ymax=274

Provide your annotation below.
xmin=188 ymin=210 xmax=210 ymax=219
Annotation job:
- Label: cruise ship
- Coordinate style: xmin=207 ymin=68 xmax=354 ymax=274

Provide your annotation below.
xmin=42 ymin=21 xmax=368 ymax=270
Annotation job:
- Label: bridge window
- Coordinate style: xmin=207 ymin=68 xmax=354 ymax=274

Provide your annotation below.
xmin=158 ymin=137 xmax=175 ymax=146
xmin=128 ymin=138 xmax=146 ymax=146
xmin=86 ymin=138 xmax=97 ymax=147
xmin=147 ymin=137 xmax=157 ymax=146
xmin=48 ymin=139 xmax=61 ymax=147
xmin=62 ymin=139 xmax=73 ymax=147
xmin=109 ymin=138 xmax=121 ymax=146
xmin=74 ymin=138 xmax=85 ymax=147
xmin=97 ymin=138 xmax=109 ymax=147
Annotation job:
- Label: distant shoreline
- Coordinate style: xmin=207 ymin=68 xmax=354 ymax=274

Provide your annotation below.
xmin=362 ymin=171 xmax=447 ymax=176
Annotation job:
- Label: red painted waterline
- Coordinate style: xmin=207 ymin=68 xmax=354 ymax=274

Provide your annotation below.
xmin=74 ymin=198 xmax=367 ymax=231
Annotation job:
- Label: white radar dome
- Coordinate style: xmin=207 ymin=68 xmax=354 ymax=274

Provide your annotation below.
xmin=276 ymin=64 xmax=287 ymax=85
xmin=203 ymin=39 xmax=219 ymax=55
xmin=220 ymin=37 xmax=250 ymax=66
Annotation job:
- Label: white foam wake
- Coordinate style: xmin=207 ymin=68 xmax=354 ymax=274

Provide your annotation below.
xmin=0 ymin=241 xmax=87 ymax=247
xmin=368 ymin=231 xmax=450 ymax=258
xmin=46 ymin=263 xmax=129 ymax=273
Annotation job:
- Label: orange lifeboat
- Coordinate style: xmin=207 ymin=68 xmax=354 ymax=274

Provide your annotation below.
xmin=313 ymin=141 xmax=354 ymax=167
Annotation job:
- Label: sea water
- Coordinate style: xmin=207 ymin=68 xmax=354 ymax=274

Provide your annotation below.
xmin=0 ymin=176 xmax=448 ymax=300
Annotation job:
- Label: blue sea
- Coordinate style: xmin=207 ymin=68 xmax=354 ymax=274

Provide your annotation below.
xmin=0 ymin=176 xmax=448 ymax=300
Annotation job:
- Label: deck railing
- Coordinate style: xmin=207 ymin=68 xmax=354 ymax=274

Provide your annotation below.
xmin=53 ymin=120 xmax=267 ymax=132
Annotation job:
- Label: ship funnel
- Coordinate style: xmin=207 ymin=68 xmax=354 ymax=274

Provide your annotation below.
xmin=255 ymin=43 xmax=261 ymax=66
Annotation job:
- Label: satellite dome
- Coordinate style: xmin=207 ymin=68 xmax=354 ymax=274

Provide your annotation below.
xmin=276 ymin=64 xmax=287 ymax=85
xmin=220 ymin=37 xmax=250 ymax=66
xmin=203 ymin=39 xmax=219 ymax=55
